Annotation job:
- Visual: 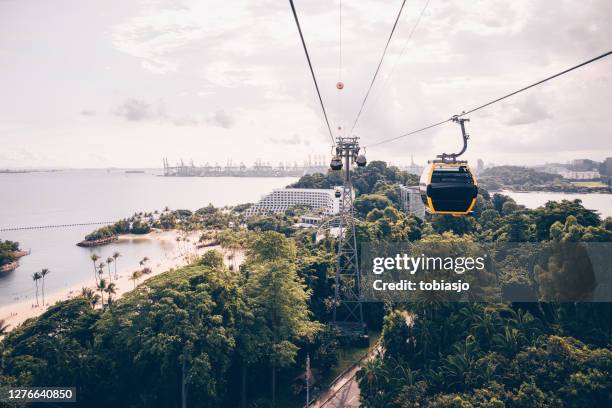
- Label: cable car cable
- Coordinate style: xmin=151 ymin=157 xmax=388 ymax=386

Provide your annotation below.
xmin=338 ymin=0 xmax=344 ymax=136
xmin=288 ymin=0 xmax=336 ymax=146
xmin=368 ymin=0 xmax=432 ymax=108
xmin=457 ymin=49 xmax=612 ymax=117
xmin=367 ymin=49 xmax=612 ymax=147
xmin=349 ymin=0 xmax=408 ymax=135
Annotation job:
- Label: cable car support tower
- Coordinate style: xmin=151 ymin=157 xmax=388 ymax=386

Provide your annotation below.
xmin=330 ymin=136 xmax=367 ymax=333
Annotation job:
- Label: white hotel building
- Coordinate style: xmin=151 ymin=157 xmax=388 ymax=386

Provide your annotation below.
xmin=245 ymin=188 xmax=345 ymax=217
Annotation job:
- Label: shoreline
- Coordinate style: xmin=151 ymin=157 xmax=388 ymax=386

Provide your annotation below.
xmin=0 ymin=229 xmax=224 ymax=334
xmin=0 ymin=250 xmax=30 ymax=273
xmin=496 ymin=188 xmax=611 ymax=194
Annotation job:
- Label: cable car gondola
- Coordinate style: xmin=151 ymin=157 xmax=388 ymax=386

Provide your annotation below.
xmin=419 ymin=116 xmax=478 ymax=216
xmin=420 ymin=162 xmax=477 ymax=215
xmin=355 ymin=154 xmax=367 ymax=167
xmin=330 ymin=155 xmax=343 ymax=170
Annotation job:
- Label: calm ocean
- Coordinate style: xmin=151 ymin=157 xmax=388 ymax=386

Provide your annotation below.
xmin=0 ymin=170 xmax=297 ymax=306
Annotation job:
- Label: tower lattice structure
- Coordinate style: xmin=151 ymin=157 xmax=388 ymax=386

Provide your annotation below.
xmin=332 ymin=137 xmax=364 ymax=329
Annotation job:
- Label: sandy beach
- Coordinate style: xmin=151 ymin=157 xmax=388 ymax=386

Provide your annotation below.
xmin=0 ymin=229 xmax=230 ymax=334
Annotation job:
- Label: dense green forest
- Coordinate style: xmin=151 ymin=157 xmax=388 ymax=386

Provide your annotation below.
xmin=2 ymin=161 xmax=611 ymax=407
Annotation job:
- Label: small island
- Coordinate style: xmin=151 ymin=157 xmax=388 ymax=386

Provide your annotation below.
xmin=0 ymin=240 xmax=29 ymax=273
xmin=479 ymin=165 xmax=612 ymax=193
xmin=77 ymin=205 xmax=235 ymax=247
xmin=77 ymin=217 xmax=152 ymax=247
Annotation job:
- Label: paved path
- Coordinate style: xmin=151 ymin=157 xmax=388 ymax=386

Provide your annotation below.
xmin=319 ymin=369 xmax=361 ymax=408
xmin=312 ymin=344 xmax=383 ymax=408
xmin=312 ymin=315 xmax=412 ymax=407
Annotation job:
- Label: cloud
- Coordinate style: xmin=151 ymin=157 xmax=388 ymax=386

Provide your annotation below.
xmin=206 ymin=109 xmax=235 ymax=129
xmin=113 ymin=98 xmax=165 ymax=122
xmin=268 ymin=134 xmax=310 ymax=146
xmin=2 ymin=0 xmax=611 ymax=168
xmin=112 ymin=99 xmax=235 ymax=129
xmin=0 ymin=148 xmax=40 ymax=163
xmin=503 ymin=94 xmax=552 ymax=126
xmin=80 ymin=109 xmax=97 ymax=116
xmin=172 ymin=115 xmax=200 ymax=126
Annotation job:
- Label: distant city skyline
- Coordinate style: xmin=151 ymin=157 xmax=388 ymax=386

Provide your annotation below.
xmin=4 ymin=155 xmax=611 ymax=171
xmin=1 ymin=0 xmax=611 ymax=168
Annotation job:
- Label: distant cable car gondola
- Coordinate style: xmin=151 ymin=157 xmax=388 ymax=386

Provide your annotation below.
xmin=355 ymin=154 xmax=367 ymax=167
xmin=330 ymin=155 xmax=343 ymax=170
xmin=420 ymin=116 xmax=478 ymax=216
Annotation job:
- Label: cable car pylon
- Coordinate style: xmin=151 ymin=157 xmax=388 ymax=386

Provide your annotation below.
xmin=330 ymin=135 xmax=367 ymax=334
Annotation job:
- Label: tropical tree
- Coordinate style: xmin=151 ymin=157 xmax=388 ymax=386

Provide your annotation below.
xmin=80 ymin=287 xmax=99 ymax=309
xmin=97 ymin=262 xmax=105 ymax=282
xmin=199 ymin=250 xmax=225 ymax=269
xmin=246 ymin=232 xmax=320 ymax=407
xmin=106 ymin=257 xmax=114 ymax=281
xmin=104 ymin=282 xmax=116 ymax=307
xmin=139 ymin=257 xmax=149 ymax=267
xmin=218 ymin=230 xmax=247 ymax=270
xmin=112 ymin=251 xmax=121 ymax=279
xmin=97 ymin=278 xmax=107 ymax=306
xmin=32 ymin=271 xmax=42 ymax=306
xmin=129 ymin=270 xmax=143 ymax=289
xmin=0 ymin=319 xmax=9 ymax=336
xmin=40 ymin=268 xmax=50 ymax=306
xmin=90 ymin=253 xmax=99 ymax=284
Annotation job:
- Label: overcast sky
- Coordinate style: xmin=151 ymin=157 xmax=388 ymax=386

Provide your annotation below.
xmin=1 ymin=0 xmax=611 ymax=168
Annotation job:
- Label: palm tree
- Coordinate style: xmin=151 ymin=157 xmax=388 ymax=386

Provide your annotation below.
xmin=129 ymin=270 xmax=143 ymax=289
xmin=106 ymin=257 xmax=114 ymax=281
xmin=32 ymin=271 xmax=42 ymax=306
xmin=80 ymin=287 xmax=99 ymax=309
xmin=90 ymin=253 xmax=100 ymax=284
xmin=112 ymin=251 xmax=121 ymax=279
xmin=104 ymin=282 xmax=116 ymax=307
xmin=0 ymin=319 xmax=9 ymax=336
xmin=97 ymin=262 xmax=105 ymax=282
xmin=139 ymin=256 xmax=149 ymax=270
xmin=97 ymin=278 xmax=107 ymax=306
xmin=40 ymin=268 xmax=50 ymax=306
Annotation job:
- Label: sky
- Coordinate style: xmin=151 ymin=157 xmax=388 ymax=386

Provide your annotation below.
xmin=0 ymin=0 xmax=611 ymax=169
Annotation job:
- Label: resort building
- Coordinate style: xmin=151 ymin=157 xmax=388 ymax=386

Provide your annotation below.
xmin=558 ymin=170 xmax=601 ymax=180
xmin=399 ymin=185 xmax=426 ymax=220
xmin=245 ymin=187 xmax=345 ymax=217
xmin=294 ymin=215 xmax=323 ymax=229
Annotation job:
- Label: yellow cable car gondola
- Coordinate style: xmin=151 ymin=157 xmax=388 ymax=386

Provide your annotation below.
xmin=419 ymin=116 xmax=478 ymax=216
xmin=420 ymin=162 xmax=477 ymax=215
